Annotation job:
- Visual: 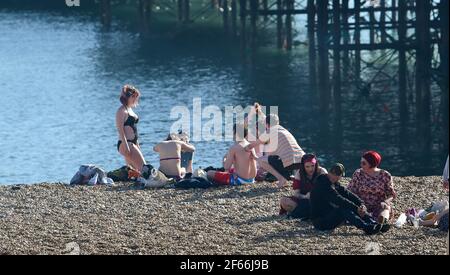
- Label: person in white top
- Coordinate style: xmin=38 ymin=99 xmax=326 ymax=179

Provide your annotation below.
xmin=246 ymin=114 xmax=305 ymax=188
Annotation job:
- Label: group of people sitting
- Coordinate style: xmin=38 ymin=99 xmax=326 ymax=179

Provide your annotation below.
xmin=279 ymin=152 xmax=396 ymax=235
xmin=115 ymin=85 xmax=449 ymax=236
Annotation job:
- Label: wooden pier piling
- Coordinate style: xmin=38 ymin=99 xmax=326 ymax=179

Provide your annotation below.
xmin=138 ymin=0 xmax=152 ymax=32
xmin=183 ymin=0 xmax=190 ymax=23
xmin=222 ymin=0 xmax=230 ymax=33
xmin=277 ymin=0 xmax=283 ymax=49
xmin=415 ymin=0 xmax=432 ymax=152
xmin=354 ymin=0 xmax=361 ymax=85
xmin=231 ymin=0 xmax=238 ymax=36
xmin=250 ymin=0 xmax=258 ymax=49
xmin=285 ymin=0 xmax=294 ymax=50
xmin=342 ymin=0 xmax=350 ymax=81
xmin=398 ymin=0 xmax=408 ymax=130
xmin=100 ymin=0 xmax=111 ymax=28
xmin=317 ymin=0 xmax=330 ymax=124
xmin=440 ymin=0 xmax=449 ymax=152
xmin=307 ymin=0 xmax=316 ymax=90
xmin=333 ymin=0 xmax=342 ymax=134
xmin=240 ymin=0 xmax=248 ymax=51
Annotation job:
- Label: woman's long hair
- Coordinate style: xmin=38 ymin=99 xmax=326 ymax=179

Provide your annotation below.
xmin=299 ymin=154 xmax=321 ymax=185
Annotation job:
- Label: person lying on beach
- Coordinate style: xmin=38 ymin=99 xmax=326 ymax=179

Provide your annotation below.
xmin=279 ymin=154 xmax=327 ymax=219
xmin=153 ymin=133 xmax=196 ymax=180
xmin=116 ymin=85 xmax=147 ymax=174
xmin=310 ymin=163 xmax=390 ymax=235
xmin=245 ymin=114 xmax=305 ymax=188
xmin=348 ymin=151 xmax=396 ymax=224
xmin=207 ymin=124 xmax=258 ymax=186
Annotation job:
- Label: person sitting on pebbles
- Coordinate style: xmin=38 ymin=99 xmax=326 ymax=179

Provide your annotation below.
xmin=153 ymin=133 xmax=196 ymax=180
xmin=420 ymin=157 xmax=448 ymax=235
xmin=245 ymin=114 xmax=305 ymax=188
xmin=310 ymin=163 xmax=390 ymax=235
xmin=279 ymin=154 xmax=327 ymax=219
xmin=347 ymin=151 xmax=396 ymax=225
xmin=207 ymin=123 xmax=258 ymax=186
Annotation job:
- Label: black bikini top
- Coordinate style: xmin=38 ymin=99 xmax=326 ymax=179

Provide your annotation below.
xmin=124 ymin=115 xmax=139 ymax=127
xmin=124 ymin=111 xmax=139 ymax=135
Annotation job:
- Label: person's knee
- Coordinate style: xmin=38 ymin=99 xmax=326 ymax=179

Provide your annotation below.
xmin=280 ymin=197 xmax=296 ymax=212
xmin=280 ymin=197 xmax=289 ymax=208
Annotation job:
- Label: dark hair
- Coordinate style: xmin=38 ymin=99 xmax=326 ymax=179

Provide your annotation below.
xmin=299 ymin=154 xmax=321 ymax=185
xmin=120 ymin=85 xmax=141 ymax=106
xmin=329 ymin=163 xmax=345 ymax=177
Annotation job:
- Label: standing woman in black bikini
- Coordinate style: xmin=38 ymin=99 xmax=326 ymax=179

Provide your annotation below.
xmin=116 ymin=85 xmax=147 ymax=173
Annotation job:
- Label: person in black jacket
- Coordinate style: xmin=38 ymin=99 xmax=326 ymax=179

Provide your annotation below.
xmin=310 ymin=163 xmax=390 ymax=235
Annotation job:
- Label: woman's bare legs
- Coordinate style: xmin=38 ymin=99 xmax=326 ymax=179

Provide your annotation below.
xmin=119 ymin=143 xmax=146 ymax=173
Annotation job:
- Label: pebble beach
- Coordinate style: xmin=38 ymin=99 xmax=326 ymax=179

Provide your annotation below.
xmin=0 ymin=176 xmax=448 ymax=255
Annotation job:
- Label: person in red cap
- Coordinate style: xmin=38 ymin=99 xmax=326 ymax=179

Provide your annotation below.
xmin=348 ymin=151 xmax=396 ymax=224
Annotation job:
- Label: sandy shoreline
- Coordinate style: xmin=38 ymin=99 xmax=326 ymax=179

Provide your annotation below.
xmin=0 ymin=176 xmax=448 ymax=255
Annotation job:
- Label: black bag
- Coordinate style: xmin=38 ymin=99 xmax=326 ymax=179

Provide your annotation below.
xmin=107 ymin=166 xmax=130 ymax=182
xmin=174 ymin=177 xmax=214 ymax=189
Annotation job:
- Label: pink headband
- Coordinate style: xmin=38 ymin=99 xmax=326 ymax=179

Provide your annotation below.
xmin=305 ymin=157 xmax=317 ymax=165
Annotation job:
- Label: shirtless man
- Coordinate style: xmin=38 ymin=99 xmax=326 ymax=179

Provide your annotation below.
xmin=153 ymin=134 xmax=196 ymax=180
xmin=207 ymin=124 xmax=258 ymax=186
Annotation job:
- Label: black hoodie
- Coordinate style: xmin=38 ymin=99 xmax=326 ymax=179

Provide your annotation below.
xmin=310 ymin=174 xmax=363 ymax=221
